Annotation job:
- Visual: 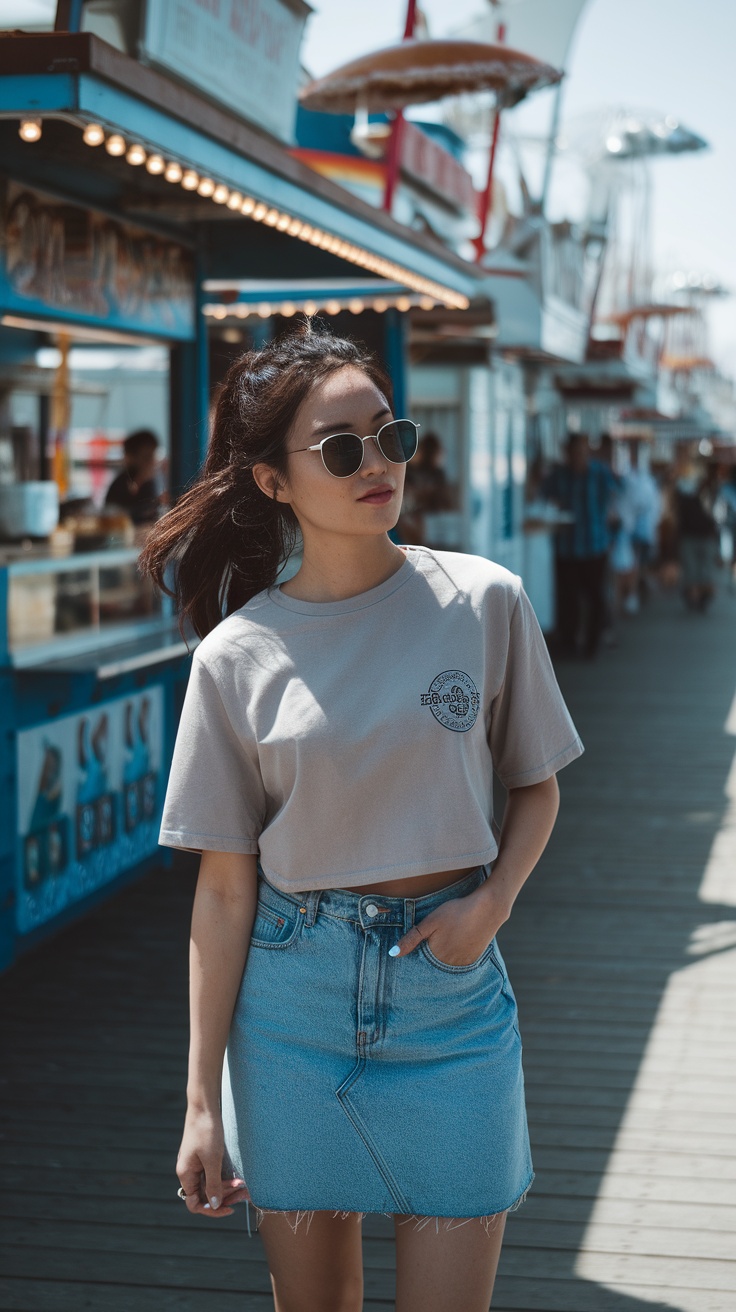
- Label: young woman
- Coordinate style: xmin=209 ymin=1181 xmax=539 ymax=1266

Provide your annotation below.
xmin=143 ymin=322 xmax=583 ymax=1312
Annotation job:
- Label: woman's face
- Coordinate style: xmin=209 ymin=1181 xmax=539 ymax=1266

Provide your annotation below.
xmin=257 ymin=366 xmax=405 ymax=541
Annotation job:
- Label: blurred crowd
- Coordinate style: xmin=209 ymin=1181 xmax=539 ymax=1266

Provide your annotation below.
xmin=537 ymin=433 xmax=736 ymax=659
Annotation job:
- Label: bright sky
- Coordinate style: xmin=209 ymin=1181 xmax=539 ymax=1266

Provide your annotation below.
xmin=303 ymin=0 xmax=736 ymax=373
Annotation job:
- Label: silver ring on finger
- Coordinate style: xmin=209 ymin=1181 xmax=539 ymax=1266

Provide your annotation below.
xmin=177 ymin=1186 xmax=187 ymax=1201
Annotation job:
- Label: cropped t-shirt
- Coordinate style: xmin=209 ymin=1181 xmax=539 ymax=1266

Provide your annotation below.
xmin=158 ymin=546 xmax=584 ymax=893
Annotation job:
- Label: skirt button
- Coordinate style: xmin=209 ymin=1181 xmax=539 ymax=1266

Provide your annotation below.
xmin=365 ymin=903 xmax=378 ymax=917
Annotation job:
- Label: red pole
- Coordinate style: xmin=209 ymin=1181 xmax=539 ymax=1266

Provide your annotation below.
xmin=472 ymin=18 xmax=506 ymax=262
xmin=382 ymin=0 xmax=418 ymax=213
xmin=472 ymin=108 xmax=502 ymax=261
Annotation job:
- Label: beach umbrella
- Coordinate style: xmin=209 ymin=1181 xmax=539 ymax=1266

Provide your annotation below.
xmin=300 ymin=35 xmax=561 ymax=258
xmin=299 ymin=39 xmax=561 ymax=115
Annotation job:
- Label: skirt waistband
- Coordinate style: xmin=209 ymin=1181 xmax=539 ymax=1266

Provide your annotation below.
xmin=256 ymin=864 xmax=490 ymax=932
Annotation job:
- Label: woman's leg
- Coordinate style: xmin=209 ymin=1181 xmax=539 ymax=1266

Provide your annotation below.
xmin=257 ymin=1210 xmax=364 ymax=1312
xmin=394 ymin=1211 xmax=507 ymax=1312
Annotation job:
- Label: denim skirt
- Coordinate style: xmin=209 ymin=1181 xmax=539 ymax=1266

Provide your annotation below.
xmin=221 ymin=863 xmax=533 ymax=1233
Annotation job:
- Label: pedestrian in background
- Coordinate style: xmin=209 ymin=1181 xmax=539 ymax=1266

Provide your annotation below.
xmin=714 ymin=466 xmax=736 ymax=591
xmin=104 ymin=427 xmax=163 ymax=525
xmin=627 ymin=442 xmax=662 ymax=602
xmin=675 ymin=461 xmax=721 ymax=612
xmin=543 ymin=433 xmax=619 ymax=658
xmin=140 ymin=322 xmax=583 ymax=1312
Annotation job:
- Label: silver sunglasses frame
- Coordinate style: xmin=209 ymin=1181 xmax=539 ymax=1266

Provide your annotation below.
xmin=291 ymin=419 xmax=420 ymax=478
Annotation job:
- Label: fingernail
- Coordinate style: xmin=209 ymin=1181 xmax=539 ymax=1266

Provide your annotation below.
xmin=210 ymin=1196 xmax=220 ymax=1209
xmin=389 ymin=945 xmax=400 ymax=956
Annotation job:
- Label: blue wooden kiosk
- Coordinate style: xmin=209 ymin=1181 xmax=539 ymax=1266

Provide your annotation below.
xmin=0 ymin=30 xmax=480 ymax=972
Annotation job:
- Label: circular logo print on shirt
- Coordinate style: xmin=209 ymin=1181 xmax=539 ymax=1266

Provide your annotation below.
xmin=421 ymin=670 xmax=480 ymax=733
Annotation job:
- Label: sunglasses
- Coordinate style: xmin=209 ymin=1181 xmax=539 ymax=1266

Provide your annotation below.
xmin=291 ymin=419 xmax=420 ymax=478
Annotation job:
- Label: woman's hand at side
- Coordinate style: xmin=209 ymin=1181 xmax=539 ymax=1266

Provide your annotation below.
xmin=178 ymin=849 xmax=259 ymax=1217
xmin=177 ymin=1104 xmax=250 ymax=1218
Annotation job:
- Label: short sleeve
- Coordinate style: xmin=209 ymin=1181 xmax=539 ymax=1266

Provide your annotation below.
xmin=158 ymin=653 xmax=266 ymax=855
xmin=489 ymin=583 xmax=584 ymax=789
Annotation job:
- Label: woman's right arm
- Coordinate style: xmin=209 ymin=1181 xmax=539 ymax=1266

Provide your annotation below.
xmin=176 ymin=849 xmax=258 ymax=1218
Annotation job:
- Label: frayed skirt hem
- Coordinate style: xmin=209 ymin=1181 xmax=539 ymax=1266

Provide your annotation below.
xmin=240 ymin=1173 xmax=534 ymax=1238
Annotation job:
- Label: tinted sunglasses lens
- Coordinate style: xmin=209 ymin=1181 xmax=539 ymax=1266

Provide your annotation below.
xmin=321 ymin=433 xmax=364 ymax=477
xmin=377 ymin=420 xmax=418 ymax=464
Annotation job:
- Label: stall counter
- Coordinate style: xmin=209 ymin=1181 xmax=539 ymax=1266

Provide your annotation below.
xmin=0 ymin=544 xmax=197 ymax=972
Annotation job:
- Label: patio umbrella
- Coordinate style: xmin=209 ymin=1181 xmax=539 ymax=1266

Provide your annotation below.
xmin=298 ymin=39 xmax=561 ymax=115
xmin=299 ymin=36 xmax=561 ymax=259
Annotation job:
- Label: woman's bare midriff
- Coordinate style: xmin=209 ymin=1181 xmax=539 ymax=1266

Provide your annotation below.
xmin=340 ymin=865 xmax=479 ymax=898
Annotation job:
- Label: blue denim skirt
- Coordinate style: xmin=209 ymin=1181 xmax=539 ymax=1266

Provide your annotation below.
xmin=221 ymin=863 xmax=533 ymax=1235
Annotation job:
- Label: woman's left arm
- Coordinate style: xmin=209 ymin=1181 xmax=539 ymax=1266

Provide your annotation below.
xmin=477 ymin=774 xmax=560 ymax=926
xmin=391 ymin=776 xmax=560 ymax=965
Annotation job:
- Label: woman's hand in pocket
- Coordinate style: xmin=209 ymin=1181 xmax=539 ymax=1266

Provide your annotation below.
xmin=177 ymin=1106 xmax=251 ymax=1218
xmin=389 ymin=886 xmax=509 ymax=967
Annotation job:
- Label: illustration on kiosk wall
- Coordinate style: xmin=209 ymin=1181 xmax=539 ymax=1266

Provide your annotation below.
xmin=17 ymin=686 xmax=164 ymax=934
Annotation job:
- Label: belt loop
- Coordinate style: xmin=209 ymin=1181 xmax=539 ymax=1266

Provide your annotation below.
xmin=404 ymin=898 xmax=415 ymax=935
xmin=303 ymin=889 xmax=322 ymax=927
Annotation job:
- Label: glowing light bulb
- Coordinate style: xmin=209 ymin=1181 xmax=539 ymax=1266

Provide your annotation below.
xmin=373 ymin=299 xmax=389 ymax=313
xmin=181 ymin=170 xmax=200 ymax=190
xmin=419 ymin=296 xmax=434 ymax=310
xmin=281 ymin=302 xmax=297 ymax=317
xmin=258 ymin=303 xmax=272 ymax=318
xmin=396 ymin=296 xmax=412 ymax=312
xmin=19 ymin=118 xmax=42 ymax=143
xmin=276 ymin=214 xmax=291 ymax=231
xmin=287 ymin=218 xmax=303 ymax=236
xmin=105 ymin=134 xmax=126 ymax=156
xmin=82 ymin=123 xmax=105 ymax=147
xmin=197 ymin=177 xmax=215 ymax=197
xmin=126 ymin=143 xmax=147 ymax=166
xmin=252 ymin=202 xmax=268 ymax=222
xmin=164 ymin=161 xmax=183 ymax=183
xmin=263 ymin=209 xmax=280 ymax=226
xmin=213 ymin=184 xmax=230 ymax=204
xmin=325 ymin=300 xmax=342 ymax=315
xmin=303 ymin=301 xmax=318 ymax=316
xmin=240 ymin=197 xmax=256 ymax=215
xmin=146 ymin=154 xmax=165 ymax=175
xmin=348 ymin=299 xmax=364 ymax=314
xmin=226 ymin=191 xmax=243 ymax=210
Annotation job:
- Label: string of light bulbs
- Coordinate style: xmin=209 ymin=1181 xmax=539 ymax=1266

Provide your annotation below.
xmin=71 ymin=120 xmax=470 ymax=310
xmin=203 ymin=290 xmax=434 ymax=321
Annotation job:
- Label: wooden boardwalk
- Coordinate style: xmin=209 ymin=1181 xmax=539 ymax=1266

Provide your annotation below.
xmin=2 ymin=584 xmax=736 ymax=1310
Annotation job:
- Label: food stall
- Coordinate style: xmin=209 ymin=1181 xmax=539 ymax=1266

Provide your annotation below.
xmin=0 ymin=23 xmax=479 ymax=971
xmin=0 ymin=177 xmax=199 ymax=971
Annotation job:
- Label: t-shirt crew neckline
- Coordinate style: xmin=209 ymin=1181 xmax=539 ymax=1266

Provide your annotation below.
xmin=267 ymin=545 xmax=421 ymax=616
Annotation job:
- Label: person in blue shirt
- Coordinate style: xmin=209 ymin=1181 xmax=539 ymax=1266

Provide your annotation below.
xmin=543 ymin=434 xmax=619 ymax=658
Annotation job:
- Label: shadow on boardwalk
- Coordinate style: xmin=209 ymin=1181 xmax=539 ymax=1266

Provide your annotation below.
xmin=1 ymin=587 xmax=735 ymax=1311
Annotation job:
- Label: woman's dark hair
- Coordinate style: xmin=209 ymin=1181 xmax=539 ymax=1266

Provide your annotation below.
xmin=138 ymin=320 xmax=393 ymax=639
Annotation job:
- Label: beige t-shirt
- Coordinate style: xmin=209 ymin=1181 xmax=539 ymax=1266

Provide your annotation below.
xmin=158 ymin=546 xmax=583 ymax=892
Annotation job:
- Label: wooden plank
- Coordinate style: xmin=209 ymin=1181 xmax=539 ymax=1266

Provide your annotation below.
xmin=4 ymin=1214 xmax=735 ymax=1263
xmin=0 ymin=1248 xmax=397 ymax=1302
xmin=0 ymin=1281 xmax=278 ymax=1312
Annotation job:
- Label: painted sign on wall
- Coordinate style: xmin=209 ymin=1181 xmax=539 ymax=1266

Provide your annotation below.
xmin=16 ymin=687 xmax=164 ymax=934
xmin=1 ymin=182 xmax=194 ymax=339
xmin=142 ymin=0 xmax=310 ymax=144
